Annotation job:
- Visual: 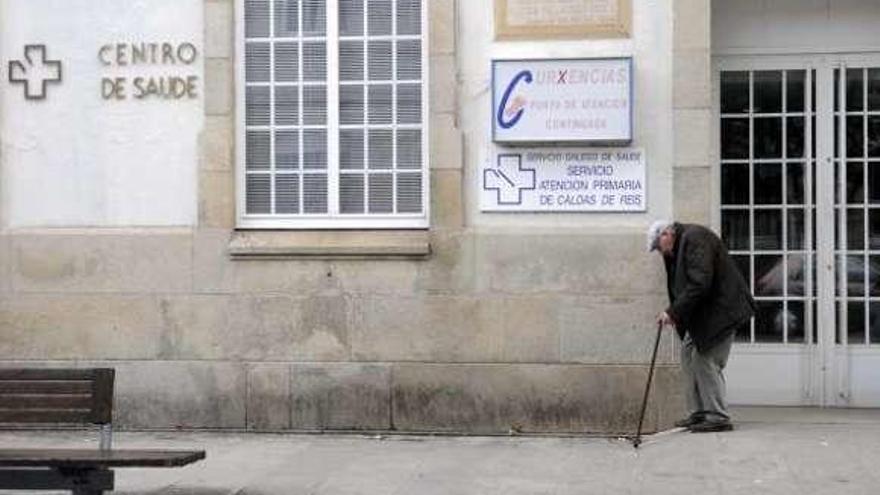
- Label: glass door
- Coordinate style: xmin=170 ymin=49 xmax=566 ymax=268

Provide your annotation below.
xmin=833 ymin=64 xmax=880 ymax=406
xmin=717 ymin=56 xmax=880 ymax=407
xmin=717 ymin=63 xmax=819 ymax=405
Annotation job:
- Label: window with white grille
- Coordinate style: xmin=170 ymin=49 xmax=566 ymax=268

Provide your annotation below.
xmin=238 ymin=0 xmax=428 ymax=228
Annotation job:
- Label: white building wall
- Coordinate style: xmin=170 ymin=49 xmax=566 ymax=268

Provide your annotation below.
xmin=713 ymin=0 xmax=880 ymax=55
xmin=0 ymin=0 xmax=203 ymax=227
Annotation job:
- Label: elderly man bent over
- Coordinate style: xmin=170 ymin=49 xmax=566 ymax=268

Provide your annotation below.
xmin=647 ymin=220 xmax=756 ymax=432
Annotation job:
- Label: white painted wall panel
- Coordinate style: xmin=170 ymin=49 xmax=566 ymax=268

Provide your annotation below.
xmin=713 ymin=0 xmax=880 ymax=55
xmin=0 ymin=0 xmax=203 ymax=227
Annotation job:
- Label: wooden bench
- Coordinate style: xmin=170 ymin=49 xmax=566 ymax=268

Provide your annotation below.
xmin=0 ymin=368 xmax=205 ymax=494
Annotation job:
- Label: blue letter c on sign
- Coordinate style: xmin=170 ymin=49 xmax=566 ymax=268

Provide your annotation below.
xmin=497 ymin=70 xmax=532 ymax=130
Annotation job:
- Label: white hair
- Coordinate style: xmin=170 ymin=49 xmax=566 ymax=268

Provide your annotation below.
xmin=646 ymin=220 xmax=673 ymax=252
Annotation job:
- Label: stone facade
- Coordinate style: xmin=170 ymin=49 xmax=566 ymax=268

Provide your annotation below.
xmin=0 ymin=0 xmax=702 ymax=434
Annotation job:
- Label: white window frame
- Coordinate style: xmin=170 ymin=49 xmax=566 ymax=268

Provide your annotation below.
xmin=235 ymin=0 xmax=430 ymax=229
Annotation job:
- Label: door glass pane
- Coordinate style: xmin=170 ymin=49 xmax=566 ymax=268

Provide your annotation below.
xmin=755 ymin=209 xmax=783 ymax=250
xmin=846 ymin=69 xmax=864 ymax=112
xmin=870 ymin=256 xmax=880 ymax=296
xmin=787 ymin=253 xmax=806 ymax=296
xmin=846 ymin=162 xmax=865 ymax=204
xmin=869 ymin=117 xmax=880 ymax=157
xmin=870 ymin=210 xmax=880 ymax=250
xmin=848 ymin=301 xmax=866 ymax=344
xmin=847 ymin=116 xmax=864 ymax=158
xmin=722 ymin=164 xmax=749 ymax=204
xmin=871 ymin=302 xmax=880 ymax=344
xmin=721 ymin=71 xmax=749 ymax=113
xmin=756 ymin=255 xmax=783 ymax=296
xmin=755 ymin=118 xmax=782 ymax=158
xmin=787 ymin=70 xmax=805 ymax=113
xmin=787 ymin=163 xmax=805 ymax=204
xmin=788 ymin=301 xmax=805 ymax=343
xmin=869 ymin=69 xmax=880 ymax=111
xmin=788 ymin=209 xmax=805 ymax=250
xmin=755 ymin=301 xmax=784 ymax=342
xmin=722 ymin=210 xmax=750 ymax=251
xmin=870 ymin=164 xmax=880 ymax=203
xmin=754 ymin=71 xmax=782 ymax=113
xmin=721 ymin=119 xmax=749 ymax=159
xmin=846 ymin=254 xmax=865 ymax=296
xmin=755 ymin=163 xmax=783 ymax=204
xmin=847 ymin=208 xmax=864 ymax=250
xmin=787 ymin=117 xmax=805 ymax=158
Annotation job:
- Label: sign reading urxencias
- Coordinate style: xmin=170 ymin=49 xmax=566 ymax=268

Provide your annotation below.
xmin=0 ymin=0 xmax=203 ymax=227
xmin=481 ymin=148 xmax=646 ymax=212
xmin=492 ymin=58 xmax=633 ymax=145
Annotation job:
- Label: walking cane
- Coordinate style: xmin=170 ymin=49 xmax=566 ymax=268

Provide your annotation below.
xmin=632 ymin=321 xmax=664 ymax=449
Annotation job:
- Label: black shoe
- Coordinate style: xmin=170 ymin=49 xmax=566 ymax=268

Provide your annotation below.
xmin=674 ymin=415 xmax=703 ymax=428
xmin=689 ymin=420 xmax=734 ymax=433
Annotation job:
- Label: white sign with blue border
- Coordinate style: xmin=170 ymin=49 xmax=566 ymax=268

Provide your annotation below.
xmin=481 ymin=148 xmax=646 ymax=212
xmin=492 ymin=58 xmax=633 ymax=144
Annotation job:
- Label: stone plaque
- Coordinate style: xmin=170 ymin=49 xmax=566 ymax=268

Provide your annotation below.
xmin=495 ymin=0 xmax=631 ymax=40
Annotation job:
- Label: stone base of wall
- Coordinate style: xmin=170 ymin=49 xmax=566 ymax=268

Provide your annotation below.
xmin=0 ymin=361 xmax=684 ymax=435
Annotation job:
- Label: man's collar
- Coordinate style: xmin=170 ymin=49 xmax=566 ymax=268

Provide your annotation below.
xmin=665 ymin=222 xmax=684 ymax=260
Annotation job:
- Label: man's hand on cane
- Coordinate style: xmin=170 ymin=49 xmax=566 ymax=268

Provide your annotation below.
xmin=656 ymin=311 xmax=675 ymax=328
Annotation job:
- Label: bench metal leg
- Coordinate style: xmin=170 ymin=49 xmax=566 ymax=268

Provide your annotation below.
xmin=99 ymin=423 xmax=113 ymax=451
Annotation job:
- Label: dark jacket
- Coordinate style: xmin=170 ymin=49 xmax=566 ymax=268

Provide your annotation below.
xmin=664 ymin=223 xmax=756 ymax=353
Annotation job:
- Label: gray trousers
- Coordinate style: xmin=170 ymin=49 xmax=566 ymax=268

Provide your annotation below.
xmin=680 ymin=332 xmax=735 ymax=422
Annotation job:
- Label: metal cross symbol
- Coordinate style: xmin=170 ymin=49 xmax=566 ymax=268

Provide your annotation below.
xmin=9 ymin=45 xmax=63 ymax=100
xmin=483 ymin=154 xmax=536 ymax=205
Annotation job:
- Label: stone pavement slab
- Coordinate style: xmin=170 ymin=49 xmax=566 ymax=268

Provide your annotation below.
xmin=0 ymin=407 xmax=878 ymax=494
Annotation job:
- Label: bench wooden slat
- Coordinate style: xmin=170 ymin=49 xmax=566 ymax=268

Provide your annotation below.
xmin=0 ymin=409 xmax=94 ymax=423
xmin=0 ymin=381 xmax=92 ymax=394
xmin=0 ymin=394 xmax=93 ymax=409
xmin=0 ymin=368 xmax=114 ymax=425
xmin=0 ymin=369 xmax=98 ymax=381
xmin=0 ymin=468 xmax=113 ymax=491
xmin=0 ymin=449 xmax=206 ymax=468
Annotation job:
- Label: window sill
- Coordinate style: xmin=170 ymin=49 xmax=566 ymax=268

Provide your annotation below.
xmin=227 ymin=230 xmax=431 ymax=259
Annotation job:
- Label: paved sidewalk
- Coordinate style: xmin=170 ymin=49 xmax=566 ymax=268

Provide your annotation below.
xmin=1 ymin=407 xmax=878 ymax=494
